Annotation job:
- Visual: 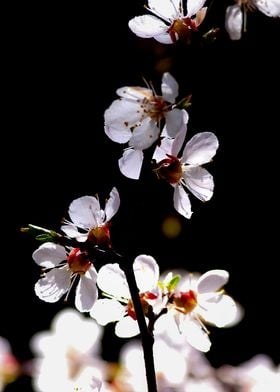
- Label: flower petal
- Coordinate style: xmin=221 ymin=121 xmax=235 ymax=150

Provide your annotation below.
xmin=129 ymin=118 xmax=160 ymax=150
xmin=60 ymin=224 xmax=80 ymax=238
xmin=255 ymin=0 xmax=280 ymax=17
xmin=154 ymin=32 xmax=174 ymax=44
xmin=133 ymin=255 xmax=159 ymax=292
xmin=148 ymin=0 xmax=181 ymax=19
xmin=161 ymin=72 xmax=179 ymax=103
xmin=68 ymin=196 xmax=101 ymax=228
xmin=115 ymin=316 xmax=140 ymax=338
xmin=197 ymin=295 xmax=241 ymax=328
xmin=32 ymin=242 xmax=67 ymax=268
xmin=180 ymin=318 xmax=211 ymax=352
xmin=173 ymin=184 xmax=192 ymax=219
xmin=104 ymin=99 xmax=142 ymax=134
xmin=197 ymin=270 xmax=229 ymax=294
xmin=184 ymin=166 xmax=214 ymax=202
xmin=187 ymin=0 xmax=207 ymax=17
xmin=182 ymin=132 xmax=219 ymax=165
xmin=90 ymin=299 xmax=126 ymax=325
xmin=225 ymin=5 xmax=242 ymax=41
xmin=75 ymin=267 xmax=98 ymax=312
xmin=165 ymin=109 xmax=185 ymax=138
xmin=104 ymin=187 xmax=120 ymax=222
xmin=97 ymin=263 xmax=130 ymax=299
xmin=118 ymin=148 xmax=144 ymax=179
xmin=128 ymin=15 xmax=168 ymax=38
xmin=116 ymin=86 xmax=152 ymax=101
xmin=34 ymin=266 xmax=70 ymax=303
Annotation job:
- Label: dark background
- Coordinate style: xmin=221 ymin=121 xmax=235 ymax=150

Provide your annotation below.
xmin=3 ymin=1 xmax=280 ymax=390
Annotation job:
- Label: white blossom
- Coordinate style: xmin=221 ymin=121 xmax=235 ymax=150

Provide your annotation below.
xmin=30 ymin=309 xmax=105 ymax=392
xmin=104 ymin=73 xmax=188 ymax=179
xmin=129 ymin=0 xmax=208 ymax=44
xmin=153 ymin=129 xmax=218 ymax=218
xmin=61 ymin=187 xmax=120 ymax=244
xmin=33 ymin=243 xmax=98 ymax=312
xmin=90 ymin=255 xmax=161 ymax=337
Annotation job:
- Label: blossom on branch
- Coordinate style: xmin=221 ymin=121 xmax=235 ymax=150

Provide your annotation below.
xmin=90 ymin=255 xmax=161 ymax=337
xmin=33 ymin=243 xmax=98 ymax=312
xmin=153 ymin=129 xmax=219 ymax=218
xmin=61 ymin=187 xmax=120 ymax=245
xmin=128 ymin=0 xmax=208 ymax=44
xmin=104 ymin=73 xmax=188 ymax=179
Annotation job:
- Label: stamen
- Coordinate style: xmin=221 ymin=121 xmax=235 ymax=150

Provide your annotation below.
xmin=64 ymin=274 xmax=79 ymax=303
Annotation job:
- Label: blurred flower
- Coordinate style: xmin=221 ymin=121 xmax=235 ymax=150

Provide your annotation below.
xmin=0 ymin=337 xmax=20 ymax=391
xmin=153 ymin=130 xmax=218 ymax=218
xmin=225 ymin=0 xmax=280 ymax=40
xmin=104 ymin=73 xmax=188 ymax=179
xmin=218 ymin=354 xmax=280 ymax=391
xmin=30 ymin=309 xmax=105 ymax=392
xmin=33 ymin=243 xmax=98 ymax=312
xmin=90 ymin=255 xmax=161 ymax=337
xmin=128 ymin=0 xmax=208 ymax=44
xmin=61 ymin=188 xmax=120 ymax=245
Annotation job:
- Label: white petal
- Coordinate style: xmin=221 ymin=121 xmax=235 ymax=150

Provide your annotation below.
xmin=97 ymin=263 xmax=130 ymax=299
xmin=225 ymin=5 xmax=242 ymax=41
xmin=165 ymin=109 xmax=185 ymax=137
xmin=68 ymin=195 xmax=100 ymax=228
xmin=116 ymin=86 xmax=152 ymax=100
xmin=119 ymin=148 xmax=144 ymax=179
xmin=90 ymin=299 xmax=126 ymax=325
xmin=180 ymin=318 xmax=211 ymax=352
xmin=34 ymin=266 xmax=70 ymax=303
xmin=128 ymin=15 xmax=168 ymax=38
xmin=152 ymin=137 xmax=173 ymax=162
xmin=197 ymin=295 xmax=241 ymax=327
xmin=32 ymin=242 xmax=67 ymax=268
xmin=154 ymin=32 xmax=174 ymax=44
xmin=161 ymin=72 xmax=179 ymax=103
xmin=197 ymin=270 xmax=229 ymax=293
xmin=171 ymin=120 xmax=188 ymax=156
xmin=184 ymin=166 xmax=214 ymax=202
xmin=129 ymin=118 xmax=160 ymax=150
xmin=133 ymin=255 xmax=159 ymax=292
xmin=255 ymin=0 xmax=280 ymax=17
xmin=187 ymin=0 xmax=207 ymax=17
xmin=104 ymin=187 xmax=120 ymax=222
xmin=60 ymin=224 xmax=80 ymax=238
xmin=104 ymin=99 xmax=142 ymax=132
xmin=173 ymin=184 xmax=192 ymax=219
xmin=115 ymin=316 xmax=140 ymax=338
xmin=104 ymin=123 xmax=132 ymax=144
xmin=148 ymin=0 xmax=181 ymax=19
xmin=75 ymin=267 xmax=98 ymax=312
xmin=182 ymin=132 xmax=219 ymax=165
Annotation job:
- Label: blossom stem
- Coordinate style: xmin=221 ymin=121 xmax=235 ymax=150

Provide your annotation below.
xmin=119 ymin=256 xmax=158 ymax=392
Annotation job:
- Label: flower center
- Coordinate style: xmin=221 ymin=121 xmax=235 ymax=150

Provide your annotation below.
xmin=67 ymin=248 xmax=91 ymax=275
xmin=142 ymin=95 xmax=168 ymax=122
xmin=87 ymin=224 xmax=111 ymax=247
xmin=168 ymin=18 xmax=197 ymax=43
xmin=127 ymin=292 xmax=158 ymax=320
xmin=153 ymin=155 xmax=183 ymax=184
xmin=172 ymin=290 xmax=197 ymax=314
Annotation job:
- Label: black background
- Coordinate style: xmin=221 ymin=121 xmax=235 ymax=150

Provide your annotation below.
xmin=3 ymin=1 xmax=280 ymax=390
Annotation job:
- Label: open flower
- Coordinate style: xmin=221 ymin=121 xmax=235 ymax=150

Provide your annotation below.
xmin=165 ymin=269 xmax=241 ymax=352
xmin=104 ymin=73 xmax=188 ymax=179
xmin=33 ymin=243 xmax=98 ymax=312
xmin=153 ymin=129 xmax=219 ymax=218
xmin=225 ymin=0 xmax=280 ymax=40
xmin=61 ymin=187 xmax=120 ymax=245
xmin=90 ymin=255 xmax=160 ymax=337
xmin=129 ymin=0 xmax=208 ymax=44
